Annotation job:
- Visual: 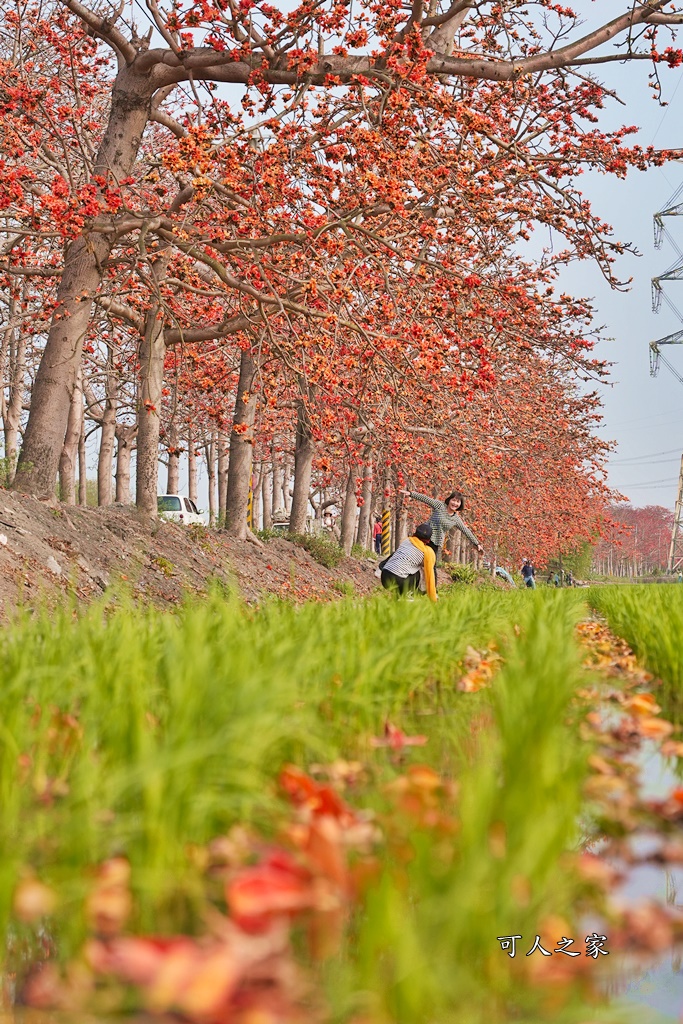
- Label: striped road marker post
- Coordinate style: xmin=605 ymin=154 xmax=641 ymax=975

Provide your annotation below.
xmin=247 ymin=478 xmax=254 ymax=531
xmin=381 ymin=508 xmax=391 ymax=556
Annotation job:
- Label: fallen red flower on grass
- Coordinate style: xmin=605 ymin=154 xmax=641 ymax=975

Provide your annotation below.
xmin=82 ymin=925 xmax=298 ymax=1021
xmin=279 ymin=765 xmax=353 ymax=822
xmin=226 ymin=850 xmax=315 ymax=934
xmin=370 ymin=721 xmax=428 ymax=750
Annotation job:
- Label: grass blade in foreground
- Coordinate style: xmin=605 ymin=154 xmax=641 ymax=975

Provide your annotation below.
xmin=589 ymin=586 xmax=683 ymax=719
xmin=0 ymin=589 xmax=649 ymax=1022
xmin=334 ymin=592 xmax=607 ymax=1024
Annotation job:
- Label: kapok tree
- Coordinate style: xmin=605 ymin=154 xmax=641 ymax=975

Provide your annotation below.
xmin=4 ymin=0 xmax=683 ymax=517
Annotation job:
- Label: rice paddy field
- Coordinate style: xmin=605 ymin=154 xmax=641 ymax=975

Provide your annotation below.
xmin=2 ymin=584 xmax=683 ymax=1023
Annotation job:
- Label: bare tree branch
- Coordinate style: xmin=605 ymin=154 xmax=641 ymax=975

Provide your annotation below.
xmin=94 ymin=296 xmax=144 ymax=331
xmin=131 ymin=1 xmax=680 ymax=87
xmin=59 ymin=0 xmax=137 ymax=64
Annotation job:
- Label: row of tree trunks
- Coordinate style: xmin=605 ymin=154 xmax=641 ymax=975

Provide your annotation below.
xmin=440 ymin=528 xmax=481 ymax=566
xmin=54 ymin=412 xmax=136 ymax=506
xmin=12 ymin=322 xmax=415 ymax=539
xmin=43 ymin=402 xmax=490 ymax=562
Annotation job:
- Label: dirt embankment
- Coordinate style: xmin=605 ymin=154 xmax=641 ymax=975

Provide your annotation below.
xmin=0 ymin=492 xmax=379 ymax=618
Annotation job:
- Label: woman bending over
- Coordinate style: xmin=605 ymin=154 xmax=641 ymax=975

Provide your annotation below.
xmin=381 ymin=523 xmax=437 ymax=603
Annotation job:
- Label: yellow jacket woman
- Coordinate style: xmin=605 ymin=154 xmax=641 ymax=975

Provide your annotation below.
xmin=380 ymin=523 xmax=437 ymax=603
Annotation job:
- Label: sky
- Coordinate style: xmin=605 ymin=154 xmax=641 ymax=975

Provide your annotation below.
xmin=163 ymin=2 xmax=683 ymax=514
xmin=554 ymin=3 xmax=683 ymax=511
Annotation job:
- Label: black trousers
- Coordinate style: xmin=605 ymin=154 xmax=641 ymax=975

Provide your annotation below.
xmin=381 ymin=568 xmax=420 ymax=594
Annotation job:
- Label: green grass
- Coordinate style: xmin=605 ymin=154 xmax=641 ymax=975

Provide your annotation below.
xmin=589 ymin=585 xmax=683 ymax=718
xmin=327 ymin=591 xmax=597 ymax=1024
xmin=0 ymin=586 xmax=653 ymax=1022
xmin=0 ymin=589 xmax=508 ymax=941
xmin=287 ymin=531 xmax=345 ymax=567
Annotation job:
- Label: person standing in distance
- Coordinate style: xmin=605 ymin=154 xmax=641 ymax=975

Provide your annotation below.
xmin=373 ymin=515 xmax=383 ymax=556
xmin=521 ymin=559 xmax=536 ymax=589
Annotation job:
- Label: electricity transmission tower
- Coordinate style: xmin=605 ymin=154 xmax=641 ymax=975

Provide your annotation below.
xmin=669 ymin=454 xmax=683 ymax=574
xmin=650 ymin=182 xmax=683 ymax=572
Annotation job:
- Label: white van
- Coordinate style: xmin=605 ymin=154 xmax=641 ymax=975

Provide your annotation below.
xmin=157 ymin=494 xmax=205 ymax=526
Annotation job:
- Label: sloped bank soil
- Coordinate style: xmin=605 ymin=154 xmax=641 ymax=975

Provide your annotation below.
xmin=0 ymin=491 xmax=379 ymax=618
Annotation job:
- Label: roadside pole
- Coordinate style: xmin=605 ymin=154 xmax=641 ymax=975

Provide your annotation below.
xmin=381 ymin=507 xmax=391 ymax=557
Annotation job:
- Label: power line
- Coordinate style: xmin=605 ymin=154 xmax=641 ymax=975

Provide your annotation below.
xmin=611 ymin=449 xmax=683 ymax=465
xmin=650 ymin=73 xmax=683 ymax=148
xmin=614 ymin=477 xmax=679 ymax=489
xmin=612 ymin=457 xmax=681 ymax=468
xmin=601 ymin=410 xmax=683 ymax=429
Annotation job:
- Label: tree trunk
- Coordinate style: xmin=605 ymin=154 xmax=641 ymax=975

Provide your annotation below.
xmin=136 ymin=316 xmax=165 ymax=517
xmin=78 ymin=415 xmax=87 ymax=505
xmin=396 ymin=507 xmax=408 ymax=549
xmin=205 ymin=433 xmax=217 ymax=525
xmin=272 ymin=440 xmax=284 ymax=516
xmin=252 ymin=462 xmax=262 ymax=532
xmin=4 ymin=319 xmax=26 ymax=486
xmin=289 ymin=402 xmax=315 ymax=534
xmin=262 ymin=466 xmax=273 ymax=530
xmin=115 ymin=424 xmax=135 ymax=503
xmin=217 ymin=430 xmax=229 ymax=523
xmin=225 ymin=349 xmax=257 ymax=539
xmin=166 ymin=423 xmax=180 ymax=494
xmin=135 ymin=250 xmax=170 ymax=518
xmin=339 ymin=464 xmax=358 ymax=555
xmin=381 ymin=462 xmax=392 ymax=554
xmin=355 ymin=446 xmax=373 ymax=549
xmin=0 ymin=308 xmax=12 ymax=470
xmin=97 ymin=415 xmax=117 ymax=505
xmin=58 ymin=368 xmax=83 ymax=504
xmin=283 ymin=455 xmax=293 ymax=514
xmin=98 ymin=348 xmax=117 ymax=506
xmin=188 ymin=429 xmax=198 ymax=505
xmin=14 ymin=77 xmax=152 ymax=496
